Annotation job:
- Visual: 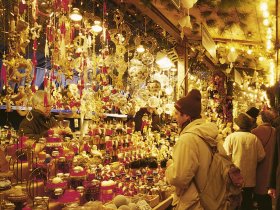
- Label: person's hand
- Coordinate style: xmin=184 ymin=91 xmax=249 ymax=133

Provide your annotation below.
xmin=268 ymin=188 xmax=276 ymax=198
xmin=166 ymin=159 xmax=173 ymax=168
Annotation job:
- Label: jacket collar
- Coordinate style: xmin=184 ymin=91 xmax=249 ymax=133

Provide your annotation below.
xmin=31 ymin=109 xmax=50 ymax=120
xmin=180 ymin=118 xmax=205 ymax=134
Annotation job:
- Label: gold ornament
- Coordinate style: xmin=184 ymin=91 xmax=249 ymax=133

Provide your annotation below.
xmin=30 ymin=22 xmax=42 ymax=40
xmin=113 ymin=10 xmax=123 ymax=28
xmin=4 ymin=57 xmax=33 ymax=83
xmin=109 ymin=13 xmax=132 ymax=89
xmin=134 ymin=35 xmax=158 ymax=54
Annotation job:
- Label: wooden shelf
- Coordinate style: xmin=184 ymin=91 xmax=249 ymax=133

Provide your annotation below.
xmin=0 ymin=105 xmax=127 ymax=118
xmin=153 ymin=195 xmax=173 ymax=210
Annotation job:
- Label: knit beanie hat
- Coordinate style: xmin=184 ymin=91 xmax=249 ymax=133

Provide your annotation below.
xmin=174 ymin=89 xmax=201 ymax=118
xmin=246 ymin=107 xmax=260 ymax=119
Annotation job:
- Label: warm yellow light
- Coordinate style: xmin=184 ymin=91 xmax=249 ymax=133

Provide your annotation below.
xmin=266 ymin=40 xmax=272 ymax=50
xmin=91 ymin=20 xmax=103 ymax=33
xmin=156 ymin=51 xmax=173 ymax=69
xmin=263 ymin=11 xmax=269 ymax=18
xmin=230 ymin=47 xmax=235 ymax=52
xmin=263 ymin=19 xmax=269 ymax=26
xmin=69 ymin=8 xmax=83 ymax=22
xmin=267 ymin=27 xmax=272 ymax=34
xmin=260 ymin=2 xmax=268 ymax=11
xmin=165 ymin=86 xmax=173 ymax=95
xmin=259 ymin=56 xmax=264 ymax=61
xmin=266 ymin=34 xmax=272 ymax=40
xmin=269 ymin=60 xmax=275 ymax=86
xmin=136 ymin=45 xmax=145 ymax=53
xmin=247 ymin=49 xmax=252 ymax=55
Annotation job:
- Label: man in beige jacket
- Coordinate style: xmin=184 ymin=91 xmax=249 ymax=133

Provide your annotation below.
xmin=165 ymin=89 xmax=219 ymax=210
xmin=223 ymin=112 xmax=265 ymax=210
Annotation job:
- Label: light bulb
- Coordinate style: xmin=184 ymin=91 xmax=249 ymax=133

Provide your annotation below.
xmin=136 ymin=45 xmax=145 ymax=53
xmin=263 ymin=19 xmax=269 ymax=26
xmin=260 ymin=2 xmax=268 ymax=11
xmin=165 ymin=86 xmax=173 ymax=95
xmin=91 ymin=20 xmax=103 ymax=33
xmin=247 ymin=49 xmax=252 ymax=55
xmin=69 ymin=8 xmax=83 ymax=21
xmin=156 ymin=51 xmax=173 ymax=69
xmin=263 ymin=11 xmax=269 ymax=18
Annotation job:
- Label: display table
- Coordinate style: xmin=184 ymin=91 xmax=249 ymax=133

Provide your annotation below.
xmin=153 ymin=195 xmax=173 ymax=210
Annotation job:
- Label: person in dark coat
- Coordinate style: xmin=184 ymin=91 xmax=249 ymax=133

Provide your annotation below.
xmin=252 ymin=110 xmax=276 ymax=210
xmin=268 ymin=124 xmax=280 ymax=209
xmin=19 ymin=90 xmax=58 ymax=140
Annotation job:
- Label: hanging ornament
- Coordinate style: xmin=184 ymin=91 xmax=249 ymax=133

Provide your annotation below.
xmin=178 ymin=9 xmax=192 ymax=30
xmin=165 ymin=86 xmax=173 ymax=95
xmin=30 ymin=22 xmax=42 ymax=40
xmin=178 ymin=15 xmax=189 ymax=28
xmin=181 ymin=0 xmax=194 ymax=9
xmin=0 ymin=63 xmax=7 ymax=89
xmin=180 ymin=30 xmax=184 ymax=39
xmin=164 ymin=103 xmax=174 ymax=115
xmin=141 ymin=51 xmax=154 ymax=66
xmin=219 ymin=57 xmax=226 ymax=64
xmin=227 ymin=50 xmax=238 ymax=63
xmin=183 ymin=15 xmax=192 ymax=29
xmin=225 ymin=67 xmax=232 ymax=74
xmin=148 ymin=96 xmax=160 ymax=108
xmin=59 ymin=37 xmax=66 ymax=60
xmin=32 ymin=0 xmax=38 ymax=21
xmin=157 ymin=107 xmax=163 ymax=115
xmin=45 ymin=39 xmax=49 ymax=58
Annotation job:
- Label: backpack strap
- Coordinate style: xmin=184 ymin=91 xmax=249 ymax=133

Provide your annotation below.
xmin=185 ymin=132 xmax=216 ymax=194
xmin=185 ymin=132 xmax=218 ymax=154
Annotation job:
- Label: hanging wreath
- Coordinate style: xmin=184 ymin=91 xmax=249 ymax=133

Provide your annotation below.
xmin=4 ymin=57 xmax=33 ymax=83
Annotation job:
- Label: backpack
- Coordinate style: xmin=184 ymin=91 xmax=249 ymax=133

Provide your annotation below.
xmin=194 ymin=134 xmax=244 ymax=210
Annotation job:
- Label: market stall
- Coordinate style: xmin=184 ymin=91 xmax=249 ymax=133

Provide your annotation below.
xmin=0 ymin=0 xmax=277 ymax=209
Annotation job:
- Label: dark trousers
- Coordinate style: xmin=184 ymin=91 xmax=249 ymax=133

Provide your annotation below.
xmin=240 ymin=187 xmax=254 ymax=210
xmin=254 ymin=194 xmax=272 ymax=210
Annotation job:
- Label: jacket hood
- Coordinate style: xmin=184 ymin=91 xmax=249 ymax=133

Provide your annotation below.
xmin=180 ymin=119 xmax=219 ymax=147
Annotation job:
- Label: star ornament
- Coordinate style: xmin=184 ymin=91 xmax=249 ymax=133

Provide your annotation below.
xmin=30 ymin=22 xmax=42 ymax=40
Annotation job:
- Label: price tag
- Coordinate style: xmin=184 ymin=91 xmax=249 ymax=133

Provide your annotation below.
xmin=74 ymin=119 xmax=79 ymax=128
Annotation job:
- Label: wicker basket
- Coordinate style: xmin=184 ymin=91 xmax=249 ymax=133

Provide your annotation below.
xmin=143 ymin=195 xmax=160 ymax=208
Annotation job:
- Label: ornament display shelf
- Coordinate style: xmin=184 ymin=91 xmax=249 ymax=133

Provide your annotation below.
xmin=1 ymin=126 xmax=174 ymax=209
xmin=0 ymin=105 xmax=128 ymax=118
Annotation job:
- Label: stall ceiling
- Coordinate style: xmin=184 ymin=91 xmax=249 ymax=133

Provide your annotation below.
xmin=0 ymin=0 xmax=277 ymax=78
xmin=113 ymin=0 xmax=277 ymax=77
